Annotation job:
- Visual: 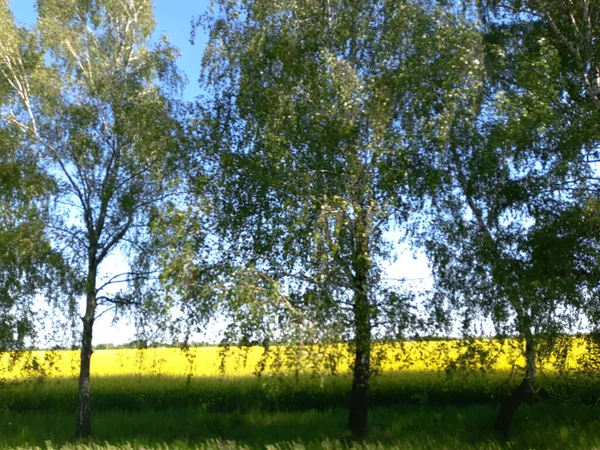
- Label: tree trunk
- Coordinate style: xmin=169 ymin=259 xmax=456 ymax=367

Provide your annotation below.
xmin=348 ymin=214 xmax=371 ymax=438
xmin=75 ymin=260 xmax=97 ymax=439
xmin=494 ymin=336 xmax=536 ymax=436
xmin=348 ymin=319 xmax=370 ymax=437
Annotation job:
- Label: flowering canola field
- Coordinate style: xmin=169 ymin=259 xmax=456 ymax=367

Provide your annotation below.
xmin=0 ymin=339 xmax=590 ymax=379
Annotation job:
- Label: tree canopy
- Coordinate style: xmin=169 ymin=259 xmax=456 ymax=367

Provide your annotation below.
xmin=1 ymin=0 xmax=600 ymax=440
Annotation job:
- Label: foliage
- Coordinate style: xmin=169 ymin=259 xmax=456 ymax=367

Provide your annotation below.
xmin=0 ymin=1 xmax=71 ymax=354
xmin=194 ymin=0 xmax=485 ymax=434
xmin=478 ymin=0 xmax=600 ymax=359
xmin=423 ymin=0 xmax=600 ymax=396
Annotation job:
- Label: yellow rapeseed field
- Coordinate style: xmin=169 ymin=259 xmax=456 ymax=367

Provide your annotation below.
xmin=0 ymin=338 xmax=590 ymax=379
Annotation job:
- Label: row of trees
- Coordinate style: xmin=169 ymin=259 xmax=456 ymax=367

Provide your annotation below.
xmin=1 ymin=0 xmax=599 ymax=440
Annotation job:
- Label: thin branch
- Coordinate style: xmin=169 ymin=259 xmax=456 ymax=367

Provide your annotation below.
xmin=96 ymin=270 xmax=158 ymax=294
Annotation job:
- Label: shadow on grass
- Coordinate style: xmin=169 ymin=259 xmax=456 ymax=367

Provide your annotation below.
xmin=1 ymin=404 xmax=600 ymax=449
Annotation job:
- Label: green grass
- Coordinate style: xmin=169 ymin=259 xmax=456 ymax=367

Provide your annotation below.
xmin=2 ymin=371 xmax=598 ymax=413
xmin=1 ymin=404 xmax=600 ymax=449
xmin=1 ymin=372 xmax=600 ymax=449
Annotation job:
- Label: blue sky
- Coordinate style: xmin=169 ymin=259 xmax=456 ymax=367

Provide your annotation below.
xmin=9 ymin=0 xmax=432 ymax=346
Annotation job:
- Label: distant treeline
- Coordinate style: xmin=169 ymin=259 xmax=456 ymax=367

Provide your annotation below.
xmin=34 ymin=341 xmax=217 ymax=351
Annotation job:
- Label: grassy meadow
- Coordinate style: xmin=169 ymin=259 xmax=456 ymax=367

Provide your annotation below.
xmin=3 ymin=403 xmax=600 ymax=449
xmin=1 ymin=341 xmax=600 ymax=449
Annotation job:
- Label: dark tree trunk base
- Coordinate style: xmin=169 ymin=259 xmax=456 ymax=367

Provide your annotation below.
xmin=494 ymin=376 xmax=533 ymax=437
xmin=348 ymin=381 xmax=369 ymax=438
xmin=75 ymin=399 xmax=92 ymax=439
xmin=75 ymin=313 xmax=95 ymax=439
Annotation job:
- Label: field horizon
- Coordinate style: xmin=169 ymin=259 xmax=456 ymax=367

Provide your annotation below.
xmin=1 ymin=337 xmax=595 ymax=380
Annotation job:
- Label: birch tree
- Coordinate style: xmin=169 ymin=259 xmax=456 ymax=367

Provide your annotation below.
xmin=198 ymin=0 xmax=480 ymax=436
xmin=482 ymin=0 xmax=600 ymax=359
xmin=0 ymin=0 xmax=181 ymax=438
xmin=425 ymin=1 xmax=600 ymax=435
